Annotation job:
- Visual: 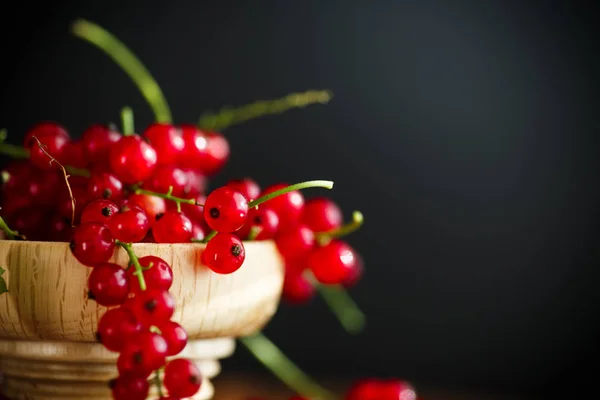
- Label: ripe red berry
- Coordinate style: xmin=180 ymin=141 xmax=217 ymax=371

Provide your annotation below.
xmin=110 ymin=375 xmax=149 ymax=400
xmin=343 ymin=252 xmax=364 ymax=288
xmin=125 ymin=194 xmax=167 ymax=224
xmin=70 ymin=222 xmax=115 ymax=266
xmin=81 ymin=124 xmax=121 ymax=166
xmin=56 ymin=185 xmax=89 ymax=222
xmin=24 ymin=121 xmax=69 ymax=146
xmin=47 ymin=215 xmax=73 ymax=242
xmin=260 ymin=183 xmax=304 ymax=230
xmin=11 ymin=169 xmax=59 ymax=208
xmin=236 ymin=206 xmax=279 ymax=240
xmin=142 ymin=123 xmax=185 ymax=165
xmin=128 ymin=289 xmax=175 ymax=326
xmin=345 ymin=379 xmax=382 ymax=400
xmin=180 ymin=194 xmax=206 ymax=224
xmin=308 ymin=240 xmax=356 ymax=285
xmin=275 ymin=225 xmax=315 ymax=259
xmin=81 ymin=199 xmax=119 ymax=225
xmin=62 ymin=140 xmax=88 ymax=169
xmin=128 ymin=256 xmax=173 ymax=294
xmin=152 ymin=210 xmax=193 ymax=243
xmin=87 ymin=172 xmax=124 ymax=201
xmin=301 ymin=197 xmax=343 ymax=232
xmin=0 ymin=160 xmax=35 ymax=192
xmin=180 ymin=125 xmax=229 ymax=175
xmin=182 ymin=168 xmax=207 ymax=196
xmin=203 ymin=233 xmax=245 ymax=274
xmin=88 ymin=263 xmax=130 ymax=306
xmin=163 ymin=358 xmax=202 ymax=398
xmin=226 ymin=178 xmax=261 ymax=201
xmin=108 ymin=205 xmax=150 ymax=243
xmin=117 ymin=331 xmax=168 ymax=377
xmin=25 ymin=131 xmax=69 ymax=170
xmin=109 ymin=135 xmax=158 ymax=184
xmin=159 ymin=320 xmax=188 ymax=356
xmin=96 ymin=308 xmax=142 ymax=352
xmin=203 ymin=187 xmax=248 ymax=233
xmin=378 ymin=379 xmax=417 ymax=400
xmin=143 ymin=165 xmax=189 ymax=197
xmin=7 ymin=207 xmax=49 ymax=241
xmin=191 ymin=221 xmax=206 ymax=242
xmin=282 ymin=272 xmax=314 ymax=304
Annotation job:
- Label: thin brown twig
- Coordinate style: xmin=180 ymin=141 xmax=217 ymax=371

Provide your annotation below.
xmin=31 ymin=136 xmax=76 ymax=226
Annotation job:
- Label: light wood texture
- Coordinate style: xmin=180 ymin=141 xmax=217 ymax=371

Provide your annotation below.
xmin=0 ymin=240 xmax=284 ymax=341
xmin=0 ymin=338 xmax=235 ymax=399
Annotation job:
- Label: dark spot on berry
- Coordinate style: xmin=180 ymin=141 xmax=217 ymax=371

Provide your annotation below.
xmin=95 ymin=332 xmax=102 ymax=342
xmin=142 ymin=136 xmax=151 ymax=144
xmin=108 ymin=378 xmax=117 ymax=389
xmin=209 ymin=207 xmax=220 ymax=219
xmin=69 ymin=240 xmax=75 ymax=250
xmin=87 ymin=290 xmax=96 ymax=300
xmin=231 ymin=244 xmax=242 ymax=257
xmin=102 ymin=188 xmax=112 ymax=199
xmin=133 ymin=352 xmax=143 ymax=364
xmin=253 ymin=215 xmax=262 ymax=225
xmin=101 ymin=207 xmax=113 ymax=217
xmin=144 ymin=299 xmax=157 ymax=312
xmin=189 ymin=373 xmax=201 ymax=384
xmin=156 ymin=213 xmax=164 ymax=221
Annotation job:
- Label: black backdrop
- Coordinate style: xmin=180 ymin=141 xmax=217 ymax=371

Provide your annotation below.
xmin=1 ymin=1 xmax=599 ymax=397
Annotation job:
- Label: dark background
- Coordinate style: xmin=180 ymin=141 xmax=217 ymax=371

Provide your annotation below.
xmin=1 ymin=0 xmax=599 ymax=398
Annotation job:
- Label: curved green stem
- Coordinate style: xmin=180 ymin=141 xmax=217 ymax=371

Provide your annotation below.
xmin=0 ymin=129 xmax=28 ymax=159
xmin=153 ymin=370 xmax=164 ymax=397
xmin=115 ymin=240 xmax=147 ymax=291
xmin=248 ymin=180 xmax=334 ymax=208
xmin=315 ymin=210 xmax=364 ymax=245
xmin=315 ymin=282 xmax=366 ymax=335
xmin=239 ymin=332 xmax=337 ymax=400
xmin=0 ymin=216 xmax=19 ymax=240
xmin=134 ymin=186 xmax=201 ymax=213
xmin=200 ymin=230 xmax=217 ymax=243
xmin=71 ymin=19 xmax=172 ymax=123
xmin=121 ymin=106 xmax=134 ymax=136
xmin=198 ymin=90 xmax=333 ymax=131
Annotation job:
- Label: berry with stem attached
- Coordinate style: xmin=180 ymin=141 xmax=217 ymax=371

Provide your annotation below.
xmin=259 ymin=183 xmax=305 ymax=230
xmin=125 ymin=193 xmax=166 ymax=224
xmin=109 ymin=135 xmax=157 ymax=184
xmin=88 ymin=263 xmax=130 ymax=306
xmin=202 ymin=233 xmax=245 ymax=274
xmin=163 ymin=358 xmax=202 ymax=398
xmin=143 ymin=165 xmax=189 ymax=197
xmin=25 ymin=132 xmax=69 ymax=170
xmin=236 ymin=206 xmax=279 ymax=240
xmin=152 ymin=210 xmax=193 ymax=243
xmin=70 ymin=222 xmax=116 ymax=266
xmin=117 ymin=331 xmax=168 ymax=377
xmin=87 ymin=172 xmax=124 ymax=201
xmin=96 ymin=308 xmax=142 ymax=352
xmin=110 ymin=375 xmax=150 ymax=400
xmin=81 ymin=199 xmax=119 ymax=225
xmin=203 ymin=186 xmax=248 ymax=233
xmin=159 ymin=320 xmax=188 ymax=356
xmin=226 ymin=178 xmax=261 ymax=201
xmin=128 ymin=289 xmax=175 ymax=326
xmin=108 ymin=205 xmax=150 ymax=243
xmin=128 ymin=255 xmax=173 ymax=294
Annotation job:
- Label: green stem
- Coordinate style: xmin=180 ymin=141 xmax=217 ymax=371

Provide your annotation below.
xmin=65 ymin=165 xmax=91 ymax=178
xmin=200 ymin=230 xmax=217 ymax=243
xmin=153 ymin=370 xmax=164 ymax=397
xmin=115 ymin=240 xmax=147 ymax=291
xmin=71 ymin=19 xmax=172 ymax=123
xmin=315 ymin=210 xmax=364 ymax=245
xmin=134 ymin=187 xmax=200 ymax=213
xmin=198 ymin=90 xmax=333 ymax=131
xmin=0 ymin=128 xmax=29 ymax=159
xmin=247 ymin=226 xmax=262 ymax=241
xmin=314 ymin=281 xmax=366 ymax=334
xmin=121 ymin=106 xmax=134 ymax=136
xmin=239 ymin=332 xmax=338 ymax=400
xmin=248 ymin=180 xmax=334 ymax=208
xmin=0 ymin=216 xmax=19 ymax=240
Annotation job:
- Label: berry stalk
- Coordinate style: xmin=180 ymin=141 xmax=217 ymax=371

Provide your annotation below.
xmin=314 ymin=280 xmax=366 ymax=334
xmin=198 ymin=90 xmax=333 ymax=131
xmin=71 ymin=19 xmax=173 ymax=123
xmin=239 ymin=332 xmax=337 ymax=400
xmin=0 ymin=216 xmax=20 ymax=240
xmin=0 ymin=129 xmax=28 ymax=159
xmin=315 ymin=210 xmax=364 ymax=246
xmin=248 ymin=180 xmax=334 ymax=209
xmin=134 ymin=186 xmax=200 ymax=212
xmin=153 ymin=370 xmax=164 ymax=397
xmin=121 ymin=106 xmax=134 ymax=136
xmin=115 ymin=240 xmax=147 ymax=291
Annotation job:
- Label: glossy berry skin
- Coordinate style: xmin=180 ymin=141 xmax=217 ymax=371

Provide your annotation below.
xmin=110 ymin=375 xmax=149 ymax=400
xmin=70 ymin=222 xmax=115 ymax=267
xmin=226 ymin=178 xmax=261 ymax=201
xmin=203 ymin=233 xmax=245 ymax=274
xmin=62 ymin=140 xmax=88 ymax=169
xmin=236 ymin=206 xmax=279 ymax=240
xmin=309 ymin=240 xmax=356 ymax=285
xmin=24 ymin=121 xmax=69 ymax=146
xmin=260 ymin=183 xmax=304 ymax=230
xmin=191 ymin=221 xmax=206 ymax=242
xmin=180 ymin=194 xmax=206 ymax=224
xmin=379 ymin=379 xmax=417 ymax=400
xmin=109 ymin=135 xmax=158 ymax=184
xmin=128 ymin=256 xmax=173 ymax=294
xmin=82 ymin=124 xmax=121 ymax=166
xmin=108 ymin=205 xmax=150 ymax=243
xmin=56 ymin=185 xmax=88 ymax=222
xmin=143 ymin=165 xmax=189 ymax=197
xmin=117 ymin=331 xmax=168 ymax=377
xmin=96 ymin=308 xmax=142 ymax=352
xmin=25 ymin=130 xmax=69 ymax=169
xmin=203 ymin=187 xmax=248 ymax=233
xmin=275 ymin=225 xmax=315 ymax=259
xmin=159 ymin=320 xmax=188 ymax=356
xmin=301 ymin=197 xmax=343 ymax=232
xmin=142 ymin=123 xmax=184 ymax=166
xmin=81 ymin=199 xmax=119 ymax=225
xmin=128 ymin=289 xmax=175 ymax=326
xmin=282 ymin=272 xmax=314 ymax=304
xmin=179 ymin=125 xmax=229 ymax=175
xmin=182 ymin=168 xmax=207 ymax=196
xmin=88 ymin=263 xmax=130 ymax=306
xmin=125 ymin=194 xmax=166 ymax=224
xmin=87 ymin=172 xmax=124 ymax=201
xmin=343 ymin=252 xmax=364 ymax=288
xmin=152 ymin=211 xmax=193 ymax=243
xmin=345 ymin=379 xmax=382 ymax=400
xmin=163 ymin=358 xmax=202 ymax=398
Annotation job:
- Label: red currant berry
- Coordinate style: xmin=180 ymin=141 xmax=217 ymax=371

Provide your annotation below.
xmin=1 ymin=161 xmax=35 ymax=192
xmin=199 ymin=131 xmax=229 ymax=176
xmin=203 ymin=187 xmax=248 ymax=233
xmin=11 ymin=169 xmax=59 ymax=207
xmin=180 ymin=125 xmax=229 ymax=175
xmin=203 ymin=233 xmax=245 ymax=274
xmin=379 ymin=379 xmax=417 ymax=400
xmin=152 ymin=210 xmax=193 ymax=243
xmin=226 ymin=178 xmax=261 ymax=201
xmin=117 ymin=332 xmax=168 ymax=377
xmin=96 ymin=308 xmax=142 ymax=352
xmin=182 ymin=168 xmax=207 ymax=196
xmin=110 ymin=375 xmax=149 ymax=400
xmin=143 ymin=165 xmax=189 ymax=197
xmin=345 ymin=379 xmax=383 ymax=400
xmin=159 ymin=320 xmax=188 ymax=356
xmin=282 ymin=272 xmax=314 ymax=304
xmin=343 ymin=252 xmax=364 ymax=288
xmin=180 ymin=194 xmax=206 ymax=224
xmin=109 ymin=135 xmax=158 ymax=184
xmin=81 ymin=199 xmax=119 ymax=225
xmin=260 ymin=183 xmax=304 ymax=230
xmin=142 ymin=123 xmax=185 ymax=165
xmin=128 ymin=289 xmax=175 ymax=325
xmin=70 ymin=222 xmax=115 ymax=266
xmin=88 ymin=263 xmax=130 ymax=306
xmin=81 ymin=124 xmax=121 ymax=166
xmin=56 ymin=185 xmax=89 ymax=222
xmin=61 ymin=140 xmax=88 ymax=169
xmin=24 ymin=121 xmax=69 ymax=146
xmin=301 ymin=197 xmax=343 ymax=232
xmin=128 ymin=256 xmax=173 ymax=294
xmin=7 ymin=207 xmax=49 ymax=241
xmin=275 ymin=225 xmax=315 ymax=259
xmin=108 ymin=205 xmax=150 ymax=243
xmin=308 ymin=240 xmax=356 ymax=285
xmin=236 ymin=206 xmax=279 ymax=240
xmin=125 ymin=194 xmax=167 ymax=224
xmin=87 ymin=172 xmax=124 ymax=201
xmin=26 ymin=132 xmax=69 ymax=170
xmin=163 ymin=358 xmax=202 ymax=398
xmin=48 ymin=215 xmax=73 ymax=242
xmin=191 ymin=221 xmax=206 ymax=242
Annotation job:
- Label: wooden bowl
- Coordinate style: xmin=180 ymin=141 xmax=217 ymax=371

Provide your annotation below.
xmin=0 ymin=240 xmax=285 ymax=399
